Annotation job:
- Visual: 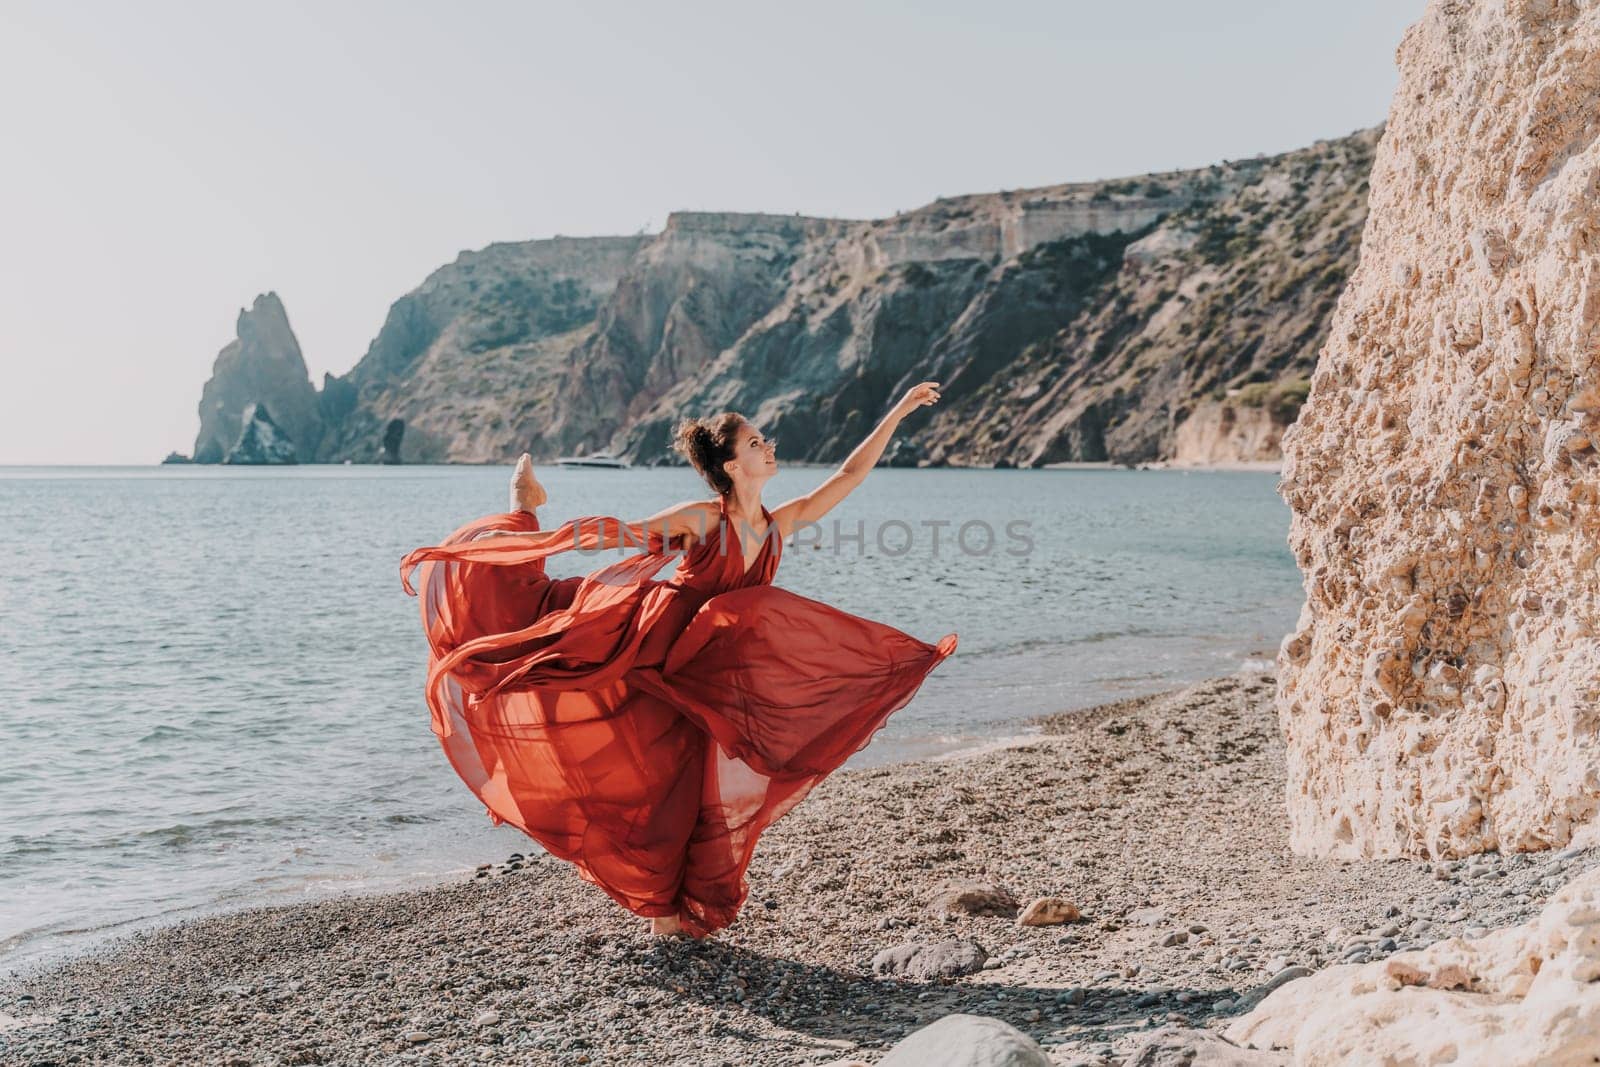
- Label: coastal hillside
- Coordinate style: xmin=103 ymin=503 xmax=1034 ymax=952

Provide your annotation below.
xmin=176 ymin=129 xmax=1378 ymax=466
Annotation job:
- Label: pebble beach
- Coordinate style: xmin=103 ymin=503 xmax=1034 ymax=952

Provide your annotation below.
xmin=3 ymin=668 xmax=1590 ymax=1066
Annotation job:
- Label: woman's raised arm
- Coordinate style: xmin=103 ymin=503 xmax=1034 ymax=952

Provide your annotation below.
xmin=770 ymin=381 xmax=942 ymax=538
xmin=400 ymin=500 xmax=720 ymax=595
xmin=476 ymin=499 xmax=718 ymax=551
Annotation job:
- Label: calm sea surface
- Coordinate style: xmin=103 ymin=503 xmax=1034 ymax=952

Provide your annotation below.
xmin=0 ymin=464 xmax=1302 ymax=975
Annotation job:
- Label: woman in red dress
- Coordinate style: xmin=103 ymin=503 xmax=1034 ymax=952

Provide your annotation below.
xmin=399 ymin=381 xmax=957 ymax=937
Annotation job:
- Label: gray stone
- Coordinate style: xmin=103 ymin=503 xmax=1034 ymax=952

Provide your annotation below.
xmin=872 ymin=939 xmax=990 ymax=980
xmin=871 ymin=942 xmax=925 ymax=976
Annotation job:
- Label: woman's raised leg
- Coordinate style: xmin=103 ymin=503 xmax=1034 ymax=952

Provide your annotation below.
xmin=510 ymin=452 xmax=548 ymax=513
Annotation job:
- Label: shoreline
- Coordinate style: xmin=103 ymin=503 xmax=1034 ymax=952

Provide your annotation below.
xmin=3 ymin=669 xmax=1589 ymax=1065
xmin=1 ymin=649 xmax=1284 ymax=984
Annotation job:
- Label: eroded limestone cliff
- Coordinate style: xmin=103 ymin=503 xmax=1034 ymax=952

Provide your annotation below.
xmin=1279 ymin=0 xmax=1600 ymax=858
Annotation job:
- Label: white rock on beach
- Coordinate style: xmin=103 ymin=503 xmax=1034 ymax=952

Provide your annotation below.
xmin=1224 ymin=865 xmax=1600 ymax=1064
xmin=1277 ymin=0 xmax=1600 ymax=858
xmin=876 ymin=1014 xmax=1049 ymax=1067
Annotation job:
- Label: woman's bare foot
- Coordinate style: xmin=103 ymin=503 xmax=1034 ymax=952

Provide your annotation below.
xmin=649 ymin=914 xmax=684 ymax=937
xmin=509 ymin=452 xmax=547 ymax=513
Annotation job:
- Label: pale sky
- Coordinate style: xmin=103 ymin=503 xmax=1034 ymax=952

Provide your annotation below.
xmin=0 ymin=0 xmax=1422 ymax=465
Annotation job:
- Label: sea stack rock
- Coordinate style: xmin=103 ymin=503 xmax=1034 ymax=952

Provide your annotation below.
xmin=1278 ymin=0 xmax=1600 ymax=858
xmin=223 ymin=402 xmax=298 ymax=464
xmin=193 ymin=292 xmax=323 ymax=463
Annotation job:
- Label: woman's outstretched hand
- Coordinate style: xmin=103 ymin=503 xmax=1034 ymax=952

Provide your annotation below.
xmin=891 ymin=381 xmax=942 ymax=419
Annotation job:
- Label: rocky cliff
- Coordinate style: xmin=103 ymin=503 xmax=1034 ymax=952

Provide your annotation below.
xmin=554 ymin=212 xmax=845 ymax=458
xmin=1278 ymin=0 xmax=1600 ymax=859
xmin=179 ymin=130 xmax=1378 ymax=466
xmin=601 ymin=136 xmax=1375 ymax=468
xmin=316 ymin=236 xmax=649 ymax=463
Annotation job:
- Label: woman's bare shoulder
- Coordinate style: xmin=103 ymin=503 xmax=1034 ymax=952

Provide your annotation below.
xmin=645 ymin=498 xmax=720 ymax=545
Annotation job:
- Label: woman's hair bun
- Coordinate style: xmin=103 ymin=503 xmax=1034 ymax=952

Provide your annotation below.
xmin=672 ymin=413 xmax=744 ymax=496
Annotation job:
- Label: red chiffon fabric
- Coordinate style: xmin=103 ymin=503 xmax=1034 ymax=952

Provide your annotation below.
xmin=399 ymin=494 xmax=955 ymax=936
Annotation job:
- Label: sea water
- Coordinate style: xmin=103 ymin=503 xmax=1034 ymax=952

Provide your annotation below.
xmin=0 ymin=464 xmax=1303 ymax=975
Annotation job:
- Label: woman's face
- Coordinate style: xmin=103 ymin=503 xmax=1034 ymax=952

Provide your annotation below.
xmin=723 ymin=421 xmax=778 ymax=486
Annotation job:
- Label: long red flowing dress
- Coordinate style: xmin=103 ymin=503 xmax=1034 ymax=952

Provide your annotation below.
xmin=399 ymin=493 xmax=956 ymax=937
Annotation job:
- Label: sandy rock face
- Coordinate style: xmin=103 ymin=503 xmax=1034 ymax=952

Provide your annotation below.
xmin=1225 ymin=865 xmax=1600 ymax=1065
xmin=1278 ymin=0 xmax=1600 ymax=858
